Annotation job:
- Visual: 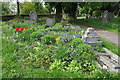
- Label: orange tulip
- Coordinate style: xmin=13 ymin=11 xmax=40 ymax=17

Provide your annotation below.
xmin=56 ymin=38 xmax=60 ymax=41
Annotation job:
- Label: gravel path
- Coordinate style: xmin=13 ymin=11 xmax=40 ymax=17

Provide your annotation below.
xmin=77 ymin=24 xmax=120 ymax=47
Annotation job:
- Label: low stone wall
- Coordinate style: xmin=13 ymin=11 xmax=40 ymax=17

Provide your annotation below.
xmin=0 ymin=14 xmax=57 ymax=21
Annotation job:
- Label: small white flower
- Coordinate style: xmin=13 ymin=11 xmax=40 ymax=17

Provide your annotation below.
xmin=103 ymin=65 xmax=107 ymax=69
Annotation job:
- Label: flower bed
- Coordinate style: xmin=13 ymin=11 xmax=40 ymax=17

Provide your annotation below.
xmin=1 ymin=20 xmax=118 ymax=78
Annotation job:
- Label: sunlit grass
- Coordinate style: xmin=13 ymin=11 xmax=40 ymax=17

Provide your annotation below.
xmin=77 ymin=16 xmax=86 ymax=19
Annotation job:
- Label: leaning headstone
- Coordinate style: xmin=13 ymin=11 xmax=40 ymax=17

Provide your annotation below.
xmin=60 ymin=19 xmax=70 ymax=27
xmin=102 ymin=10 xmax=109 ymax=23
xmin=45 ymin=17 xmax=55 ymax=27
xmin=102 ymin=10 xmax=114 ymax=23
xmin=82 ymin=28 xmax=102 ymax=45
xmin=29 ymin=10 xmax=37 ymax=21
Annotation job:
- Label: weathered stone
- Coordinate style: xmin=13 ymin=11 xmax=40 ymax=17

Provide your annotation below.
xmin=24 ymin=20 xmax=36 ymax=24
xmin=29 ymin=10 xmax=37 ymax=21
xmin=46 ymin=18 xmax=55 ymax=27
xmin=82 ymin=28 xmax=101 ymax=45
xmin=60 ymin=19 xmax=70 ymax=27
xmin=102 ymin=10 xmax=114 ymax=23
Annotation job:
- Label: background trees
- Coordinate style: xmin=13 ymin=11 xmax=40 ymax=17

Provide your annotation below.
xmin=1 ymin=1 xmax=119 ymax=18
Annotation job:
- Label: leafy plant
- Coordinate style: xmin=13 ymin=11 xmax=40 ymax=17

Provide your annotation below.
xmin=41 ymin=34 xmax=56 ymax=44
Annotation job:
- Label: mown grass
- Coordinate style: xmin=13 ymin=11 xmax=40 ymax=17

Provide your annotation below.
xmin=74 ymin=17 xmax=120 ymax=33
xmin=77 ymin=16 xmax=86 ymax=19
xmin=100 ymin=38 xmax=120 ymax=57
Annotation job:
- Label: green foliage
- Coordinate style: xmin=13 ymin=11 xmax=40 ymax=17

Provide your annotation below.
xmin=76 ymin=17 xmax=120 ymax=33
xmin=10 ymin=22 xmax=29 ymax=28
xmin=30 ymin=31 xmax=43 ymax=39
xmin=69 ymin=38 xmax=84 ymax=47
xmin=100 ymin=38 xmax=120 ymax=56
xmin=94 ymin=45 xmax=106 ymax=53
xmin=41 ymin=34 xmax=56 ymax=44
xmin=2 ymin=21 xmax=119 ymax=78
xmin=20 ymin=2 xmax=49 ymax=14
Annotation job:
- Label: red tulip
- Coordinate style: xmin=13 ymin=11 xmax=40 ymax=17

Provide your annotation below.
xmin=25 ymin=27 xmax=28 ymax=29
xmin=15 ymin=27 xmax=19 ymax=32
xmin=19 ymin=29 xmax=23 ymax=32
xmin=20 ymin=27 xmax=24 ymax=30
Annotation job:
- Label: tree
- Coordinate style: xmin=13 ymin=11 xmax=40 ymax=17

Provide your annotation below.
xmin=17 ymin=0 xmax=20 ymax=15
xmin=1 ymin=2 xmax=11 ymax=15
xmin=20 ymin=2 xmax=48 ymax=15
xmin=45 ymin=2 xmax=62 ymax=19
xmin=62 ymin=2 xmax=78 ymax=19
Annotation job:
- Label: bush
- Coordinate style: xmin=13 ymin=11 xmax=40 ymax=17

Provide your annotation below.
xmin=41 ymin=34 xmax=56 ymax=44
xmin=69 ymin=38 xmax=84 ymax=47
xmin=11 ymin=22 xmax=29 ymax=28
xmin=30 ymin=31 xmax=43 ymax=39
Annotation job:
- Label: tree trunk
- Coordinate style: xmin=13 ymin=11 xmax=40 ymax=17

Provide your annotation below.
xmin=69 ymin=3 xmax=77 ymax=19
xmin=17 ymin=0 xmax=20 ymax=15
xmin=89 ymin=11 xmax=93 ymax=19
xmin=55 ymin=3 xmax=62 ymax=20
xmin=86 ymin=9 xmax=88 ymax=19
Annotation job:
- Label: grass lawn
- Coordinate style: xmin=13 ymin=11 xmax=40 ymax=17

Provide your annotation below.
xmin=77 ymin=16 xmax=86 ymax=19
xmin=73 ymin=17 xmax=120 ymax=33
xmin=100 ymin=38 xmax=120 ymax=56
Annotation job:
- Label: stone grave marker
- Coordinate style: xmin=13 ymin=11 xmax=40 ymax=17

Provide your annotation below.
xmin=29 ymin=10 xmax=37 ymax=21
xmin=82 ymin=28 xmax=101 ymax=45
xmin=24 ymin=10 xmax=37 ymax=24
xmin=45 ymin=17 xmax=55 ymax=27
xmin=102 ymin=10 xmax=114 ymax=23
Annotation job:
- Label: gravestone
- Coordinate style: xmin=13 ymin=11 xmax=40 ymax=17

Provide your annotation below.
xmin=24 ymin=20 xmax=36 ymax=24
xmin=29 ymin=10 xmax=37 ymax=21
xmin=102 ymin=10 xmax=114 ymax=23
xmin=24 ymin=11 xmax=37 ymax=24
xmin=82 ymin=28 xmax=101 ymax=45
xmin=45 ymin=17 xmax=55 ymax=27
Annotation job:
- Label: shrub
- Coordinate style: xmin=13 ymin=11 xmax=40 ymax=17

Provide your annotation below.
xmin=69 ymin=38 xmax=84 ymax=47
xmin=30 ymin=31 xmax=43 ymax=39
xmin=41 ymin=34 xmax=56 ymax=44
xmin=11 ymin=22 xmax=29 ymax=28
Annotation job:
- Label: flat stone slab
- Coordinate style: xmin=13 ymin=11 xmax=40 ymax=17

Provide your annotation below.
xmin=103 ymin=47 xmax=120 ymax=64
xmin=94 ymin=48 xmax=120 ymax=73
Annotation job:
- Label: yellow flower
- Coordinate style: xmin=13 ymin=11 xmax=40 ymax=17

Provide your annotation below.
xmin=56 ymin=38 xmax=60 ymax=41
xmin=11 ymin=70 xmax=16 ymax=72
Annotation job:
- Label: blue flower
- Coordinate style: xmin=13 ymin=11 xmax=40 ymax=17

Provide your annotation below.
xmin=92 ymin=47 xmax=94 ymax=50
xmin=43 ymin=32 xmax=51 ymax=35
xmin=84 ymin=39 xmax=87 ymax=41
xmin=71 ymin=52 xmax=75 ymax=55
xmin=70 ymin=36 xmax=74 ymax=39
xmin=19 ymin=38 xmax=24 ymax=41
xmin=84 ymin=42 xmax=88 ymax=44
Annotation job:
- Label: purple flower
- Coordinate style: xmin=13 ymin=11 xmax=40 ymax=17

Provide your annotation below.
xmin=84 ymin=42 xmax=88 ymax=44
xmin=71 ymin=52 xmax=75 ymax=55
xmin=92 ymin=47 xmax=94 ymax=50
xmin=70 ymin=36 xmax=74 ymax=39
xmin=19 ymin=38 xmax=24 ymax=41
xmin=29 ymin=44 xmax=35 ymax=48
xmin=84 ymin=39 xmax=87 ymax=41
xmin=44 ymin=32 xmax=51 ymax=35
